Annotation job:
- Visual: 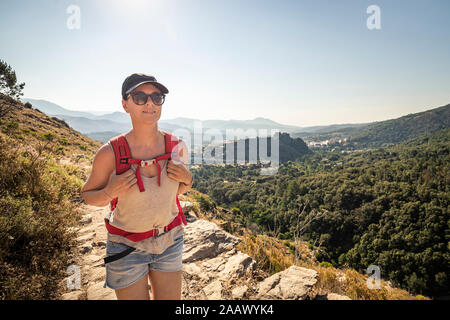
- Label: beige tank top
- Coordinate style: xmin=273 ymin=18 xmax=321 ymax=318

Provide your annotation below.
xmin=105 ymin=139 xmax=185 ymax=254
xmin=108 ymin=158 xmax=180 ymax=233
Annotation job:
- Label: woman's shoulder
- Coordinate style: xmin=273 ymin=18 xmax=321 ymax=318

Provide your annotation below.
xmin=93 ymin=142 xmax=116 ymax=169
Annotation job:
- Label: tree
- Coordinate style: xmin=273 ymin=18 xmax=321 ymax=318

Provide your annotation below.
xmin=0 ymin=59 xmax=25 ymax=99
xmin=0 ymin=59 xmax=25 ymax=117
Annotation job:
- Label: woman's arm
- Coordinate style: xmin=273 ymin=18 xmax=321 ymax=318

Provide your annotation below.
xmin=80 ymin=143 xmax=116 ymax=207
xmin=177 ymin=177 xmax=193 ymax=194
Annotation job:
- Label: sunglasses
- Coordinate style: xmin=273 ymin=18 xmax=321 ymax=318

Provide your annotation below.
xmin=128 ymin=91 xmax=165 ymax=106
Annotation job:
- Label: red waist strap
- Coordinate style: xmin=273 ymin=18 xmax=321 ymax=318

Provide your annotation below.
xmin=105 ymin=196 xmax=188 ymax=242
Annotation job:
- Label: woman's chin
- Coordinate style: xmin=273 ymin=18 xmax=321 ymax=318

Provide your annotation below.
xmin=139 ymin=114 xmax=160 ymax=123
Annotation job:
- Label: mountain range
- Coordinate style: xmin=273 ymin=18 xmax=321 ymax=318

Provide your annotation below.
xmin=22 ymin=98 xmax=450 ymax=152
xmin=22 ymin=98 xmax=366 ymax=143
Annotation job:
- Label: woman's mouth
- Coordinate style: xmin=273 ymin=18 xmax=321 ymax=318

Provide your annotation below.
xmin=143 ymin=111 xmax=156 ymax=114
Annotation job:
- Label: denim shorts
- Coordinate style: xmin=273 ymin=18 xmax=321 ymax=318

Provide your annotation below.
xmin=103 ymin=233 xmax=184 ymax=290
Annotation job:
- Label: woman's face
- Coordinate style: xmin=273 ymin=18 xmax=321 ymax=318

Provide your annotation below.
xmin=122 ymin=83 xmax=162 ymax=124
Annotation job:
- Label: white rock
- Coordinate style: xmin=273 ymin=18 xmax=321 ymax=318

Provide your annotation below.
xmin=203 ymin=280 xmax=223 ymax=300
xmin=87 ymin=282 xmax=116 ymax=300
xmin=218 ymin=252 xmax=256 ymax=280
xmin=60 ymin=290 xmax=84 ymax=300
xmin=325 ymin=293 xmax=352 ymax=300
xmin=231 ymin=285 xmax=248 ymax=299
xmin=257 ymin=266 xmax=318 ymax=300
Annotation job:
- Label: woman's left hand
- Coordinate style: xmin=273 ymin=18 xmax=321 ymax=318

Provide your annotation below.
xmin=167 ymin=160 xmax=192 ymax=185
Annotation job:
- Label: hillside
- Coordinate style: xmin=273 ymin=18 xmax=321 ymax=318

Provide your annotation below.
xmin=216 ymin=132 xmax=311 ymax=164
xmin=348 ymin=103 xmax=450 ymax=148
xmin=303 ymin=103 xmax=450 ymax=149
xmin=0 ymin=93 xmax=103 ymax=299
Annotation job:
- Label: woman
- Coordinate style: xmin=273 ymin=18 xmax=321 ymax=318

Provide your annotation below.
xmin=80 ymin=73 xmax=193 ymax=300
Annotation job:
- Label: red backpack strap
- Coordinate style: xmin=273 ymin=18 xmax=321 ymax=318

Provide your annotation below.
xmin=112 ymin=135 xmax=132 ymax=175
xmin=163 ymin=131 xmax=181 ymax=156
xmin=163 ymin=132 xmax=188 ymax=226
xmin=108 ymin=134 xmax=132 ymax=211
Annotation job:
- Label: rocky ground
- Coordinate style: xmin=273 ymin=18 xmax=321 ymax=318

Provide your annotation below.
xmin=60 ymin=201 xmax=350 ymax=300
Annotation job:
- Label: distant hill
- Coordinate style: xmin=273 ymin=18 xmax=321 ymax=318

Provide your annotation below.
xmin=22 ymin=98 xmax=104 ymax=120
xmin=348 ymin=103 xmax=450 ymax=147
xmin=291 ymin=123 xmax=369 ymax=138
xmin=301 ymin=103 xmax=450 ymax=149
xmin=205 ymin=132 xmax=311 ymax=164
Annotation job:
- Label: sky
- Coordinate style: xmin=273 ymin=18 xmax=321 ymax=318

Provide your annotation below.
xmin=0 ymin=0 xmax=449 ymax=126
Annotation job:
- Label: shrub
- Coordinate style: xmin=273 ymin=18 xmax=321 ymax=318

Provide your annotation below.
xmin=0 ymin=133 xmax=82 ymax=299
xmin=320 ymin=261 xmax=333 ymax=268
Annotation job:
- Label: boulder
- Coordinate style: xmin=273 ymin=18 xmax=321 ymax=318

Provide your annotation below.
xmin=182 ymin=220 xmax=241 ymax=263
xmin=257 ymin=266 xmax=318 ymax=300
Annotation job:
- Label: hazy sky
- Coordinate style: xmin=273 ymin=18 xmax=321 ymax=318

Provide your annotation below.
xmin=1 ymin=0 xmax=449 ymax=126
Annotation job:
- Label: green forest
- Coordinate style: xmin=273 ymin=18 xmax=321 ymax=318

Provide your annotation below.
xmin=190 ymin=128 xmax=450 ymax=298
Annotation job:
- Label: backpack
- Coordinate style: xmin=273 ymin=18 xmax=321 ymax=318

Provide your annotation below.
xmin=104 ymin=131 xmax=187 ymax=242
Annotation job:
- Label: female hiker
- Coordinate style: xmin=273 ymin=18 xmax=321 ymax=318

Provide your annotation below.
xmin=80 ymin=73 xmax=193 ymax=300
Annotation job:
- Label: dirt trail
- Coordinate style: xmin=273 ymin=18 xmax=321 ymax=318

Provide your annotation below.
xmin=61 ymin=204 xmax=116 ymax=300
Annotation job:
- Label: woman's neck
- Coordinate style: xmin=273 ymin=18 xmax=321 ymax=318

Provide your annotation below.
xmin=127 ymin=124 xmax=163 ymax=148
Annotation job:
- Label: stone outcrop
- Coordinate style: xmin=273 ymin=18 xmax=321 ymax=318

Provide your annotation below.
xmin=256 ymin=266 xmax=317 ymax=300
xmin=60 ymin=201 xmax=350 ymax=300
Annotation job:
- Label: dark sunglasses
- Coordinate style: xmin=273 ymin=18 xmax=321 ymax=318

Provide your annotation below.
xmin=128 ymin=91 xmax=165 ymax=106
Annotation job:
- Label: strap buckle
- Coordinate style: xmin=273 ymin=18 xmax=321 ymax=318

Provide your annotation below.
xmin=120 ymin=157 xmax=129 ymax=164
xmin=154 ymin=226 xmax=166 ymax=237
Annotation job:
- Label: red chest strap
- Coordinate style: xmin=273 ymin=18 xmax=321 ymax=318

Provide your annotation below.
xmin=108 ymin=132 xmax=180 ymax=211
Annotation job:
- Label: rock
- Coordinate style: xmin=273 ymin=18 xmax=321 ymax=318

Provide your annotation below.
xmin=61 ymin=290 xmax=84 ymax=300
xmin=203 ymin=280 xmax=223 ymax=300
xmin=183 ymin=220 xmax=241 ymax=263
xmin=87 ymin=282 xmax=116 ymax=300
xmin=185 ymin=212 xmax=197 ymax=223
xmin=183 ymin=263 xmax=209 ymax=282
xmin=76 ymin=232 xmax=96 ymax=243
xmin=85 ymin=266 xmax=106 ymax=283
xmin=218 ymin=252 xmax=256 ymax=280
xmin=83 ymin=254 xmax=103 ymax=265
xmin=231 ymin=285 xmax=248 ymax=299
xmin=66 ymin=227 xmax=79 ymax=233
xmin=79 ymin=226 xmax=95 ymax=234
xmin=325 ymin=293 xmax=351 ymax=300
xmin=257 ymin=266 xmax=318 ymax=300
xmin=80 ymin=214 xmax=92 ymax=225
xmin=180 ymin=201 xmax=194 ymax=212
xmin=79 ymin=243 xmax=93 ymax=254
xmin=93 ymin=240 xmax=106 ymax=248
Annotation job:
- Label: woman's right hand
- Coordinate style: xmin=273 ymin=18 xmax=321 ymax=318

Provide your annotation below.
xmin=104 ymin=169 xmax=138 ymax=198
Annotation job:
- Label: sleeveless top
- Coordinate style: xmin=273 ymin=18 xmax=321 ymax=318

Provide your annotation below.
xmin=105 ymin=134 xmax=186 ymax=254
